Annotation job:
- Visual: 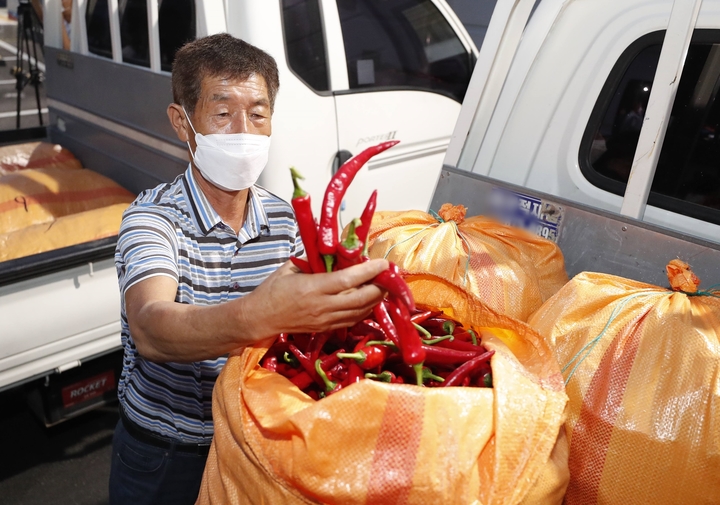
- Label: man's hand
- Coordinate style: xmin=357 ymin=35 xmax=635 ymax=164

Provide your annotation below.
xmin=125 ymin=258 xmax=389 ymax=363
xmin=239 ymin=258 xmax=389 ymax=339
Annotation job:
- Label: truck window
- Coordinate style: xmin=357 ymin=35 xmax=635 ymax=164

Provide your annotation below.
xmin=582 ymin=31 xmax=720 ymax=226
xmin=159 ymin=0 xmax=195 ymax=72
xmin=85 ymin=0 xmax=194 ymax=71
xmin=281 ymin=0 xmax=330 ymax=92
xmin=335 ymin=0 xmax=474 ymax=102
xmin=120 ymin=0 xmax=150 ymax=67
xmin=86 ymin=0 xmax=112 ymax=59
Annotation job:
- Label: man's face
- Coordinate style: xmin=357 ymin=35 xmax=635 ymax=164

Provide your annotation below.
xmin=185 ymin=73 xmax=272 ymax=151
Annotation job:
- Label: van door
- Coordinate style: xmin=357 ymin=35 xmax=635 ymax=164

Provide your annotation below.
xmin=328 ymin=0 xmax=476 ymax=221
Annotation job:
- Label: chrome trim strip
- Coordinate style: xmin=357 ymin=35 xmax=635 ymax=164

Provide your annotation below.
xmin=47 ymin=98 xmax=188 ymax=160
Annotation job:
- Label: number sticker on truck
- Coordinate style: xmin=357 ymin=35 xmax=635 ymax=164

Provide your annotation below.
xmin=61 ymin=370 xmax=116 ymax=408
xmin=488 ymin=188 xmax=564 ymax=243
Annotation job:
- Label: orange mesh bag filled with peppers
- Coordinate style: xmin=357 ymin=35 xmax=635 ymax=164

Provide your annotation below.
xmin=196 ymin=275 xmax=569 ymax=505
xmin=527 ymin=260 xmax=720 ymax=505
xmin=365 ymin=204 xmax=568 ymax=322
xmin=197 ymin=142 xmax=568 ymax=504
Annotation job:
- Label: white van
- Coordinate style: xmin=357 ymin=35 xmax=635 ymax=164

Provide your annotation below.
xmin=0 ymin=0 xmax=476 ymax=424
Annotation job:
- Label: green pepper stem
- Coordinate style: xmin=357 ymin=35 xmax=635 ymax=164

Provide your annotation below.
xmin=315 ymin=358 xmax=337 ymax=393
xmin=282 ymin=351 xmax=299 ymax=366
xmin=468 ymin=329 xmax=478 ymax=346
xmin=289 ymin=167 xmax=307 ymax=199
xmin=413 ymin=363 xmax=425 ymax=387
xmin=364 ymin=371 xmax=394 ymax=382
xmin=323 ymin=254 xmax=335 ymax=272
xmin=422 ymin=335 xmax=454 ymax=345
xmin=443 ymin=320 xmax=456 ymax=335
xmin=422 ymin=368 xmax=445 ymax=382
xmin=341 ymin=218 xmax=362 ymax=251
xmin=482 ymin=372 xmax=493 ymax=388
xmin=366 ymin=340 xmax=398 ymax=350
xmin=336 ymin=351 xmax=366 ymax=364
xmin=413 ymin=322 xmax=432 ymax=339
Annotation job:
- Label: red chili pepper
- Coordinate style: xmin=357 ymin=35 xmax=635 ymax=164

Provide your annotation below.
xmin=386 ymin=298 xmax=426 ymax=376
xmin=373 ymin=302 xmax=401 ymax=347
xmin=345 ymin=361 xmax=365 ymax=385
xmin=318 ymin=140 xmax=400 ymax=265
xmin=288 ymin=344 xmax=315 ymax=376
xmin=355 ymin=190 xmax=377 ymax=256
xmin=316 ymin=358 xmax=343 ymax=394
xmin=364 ymin=371 xmax=397 ymax=383
xmin=290 ymin=351 xmax=343 ymax=390
xmin=441 ymin=350 xmax=495 ymax=387
xmin=290 ymin=168 xmax=326 ymax=274
xmin=261 ymin=354 xmax=280 ymax=372
xmin=435 ymin=338 xmax=486 ymax=353
xmin=421 ymin=344 xmax=482 ymax=366
xmin=372 ymin=262 xmax=416 ymax=312
xmin=337 ymin=343 xmax=388 ymax=370
xmin=290 ymin=256 xmax=313 ymax=274
xmin=350 ymin=319 xmax=386 ymax=341
xmin=308 ymin=332 xmax=331 ymax=365
xmin=336 ymin=218 xmax=364 ymax=270
xmin=410 ymin=310 xmax=442 ymax=325
xmin=420 ymin=317 xmax=458 ymax=335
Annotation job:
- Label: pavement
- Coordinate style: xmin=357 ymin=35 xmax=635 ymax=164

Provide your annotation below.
xmin=0 ymin=385 xmax=118 ymax=505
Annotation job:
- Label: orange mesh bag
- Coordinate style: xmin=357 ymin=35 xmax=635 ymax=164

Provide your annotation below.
xmin=365 ymin=204 xmax=568 ymax=322
xmin=197 ymin=276 xmax=569 ymax=505
xmin=0 ymin=202 xmax=130 ymax=262
xmin=527 ymin=261 xmax=720 ymax=505
xmin=0 ymin=141 xmax=82 ymax=174
xmin=0 ymin=167 xmax=135 ymax=235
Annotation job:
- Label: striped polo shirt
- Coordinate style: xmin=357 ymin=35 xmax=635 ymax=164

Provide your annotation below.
xmin=115 ymin=166 xmax=303 ymax=444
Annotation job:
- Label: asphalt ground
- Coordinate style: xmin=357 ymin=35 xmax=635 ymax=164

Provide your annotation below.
xmin=0 ymin=10 xmax=112 ymax=505
xmin=0 ymin=386 xmax=117 ymax=505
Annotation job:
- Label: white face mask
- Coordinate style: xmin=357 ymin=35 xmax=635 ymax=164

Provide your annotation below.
xmin=183 ymin=107 xmax=271 ymax=191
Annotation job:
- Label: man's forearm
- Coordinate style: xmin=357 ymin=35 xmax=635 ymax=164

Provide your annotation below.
xmin=130 ymin=297 xmax=261 ymax=362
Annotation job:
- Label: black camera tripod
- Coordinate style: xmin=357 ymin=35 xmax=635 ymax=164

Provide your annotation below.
xmin=13 ymin=0 xmax=45 ymax=129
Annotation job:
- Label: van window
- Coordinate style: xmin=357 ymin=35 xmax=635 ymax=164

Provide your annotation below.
xmin=282 ymin=0 xmax=330 ymax=92
xmin=336 ymin=0 xmax=474 ymax=102
xmin=583 ymin=31 xmax=720 ymax=225
xmin=159 ymin=0 xmax=195 ymax=72
xmin=86 ymin=0 xmax=112 ymax=59
xmin=120 ymin=0 xmax=150 ymax=67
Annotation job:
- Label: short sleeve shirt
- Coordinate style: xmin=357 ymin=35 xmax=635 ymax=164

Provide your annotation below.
xmin=115 ymin=167 xmax=303 ymax=444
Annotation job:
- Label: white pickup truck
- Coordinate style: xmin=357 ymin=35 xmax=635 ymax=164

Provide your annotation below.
xmin=437 ymin=0 xmax=720 ymax=284
xmin=0 ymin=0 xmax=477 ymax=425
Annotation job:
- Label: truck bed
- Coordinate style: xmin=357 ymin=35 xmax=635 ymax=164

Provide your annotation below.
xmin=431 ymin=167 xmax=720 ymax=287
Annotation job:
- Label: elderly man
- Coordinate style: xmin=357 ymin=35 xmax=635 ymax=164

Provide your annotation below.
xmin=108 ymin=33 xmax=387 ymax=505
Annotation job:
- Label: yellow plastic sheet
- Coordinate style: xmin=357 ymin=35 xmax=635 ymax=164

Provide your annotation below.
xmin=0 ymin=167 xmax=135 ymax=235
xmin=0 ymin=202 xmax=130 ymax=262
xmin=0 ymin=141 xmax=82 ymax=174
xmin=197 ymin=277 xmax=569 ymax=505
xmin=528 ymin=271 xmax=720 ymax=505
xmin=366 ymin=205 xmax=567 ymax=321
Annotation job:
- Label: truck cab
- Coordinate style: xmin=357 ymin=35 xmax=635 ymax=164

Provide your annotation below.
xmin=0 ymin=0 xmax=476 ymax=424
xmin=445 ymin=0 xmax=720 ymax=250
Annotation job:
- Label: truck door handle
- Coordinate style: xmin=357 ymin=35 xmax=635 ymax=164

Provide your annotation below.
xmin=332 ymin=150 xmax=353 ymax=175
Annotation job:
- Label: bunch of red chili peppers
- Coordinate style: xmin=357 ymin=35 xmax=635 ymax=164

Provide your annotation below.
xmin=264 ymin=140 xmax=494 ymax=398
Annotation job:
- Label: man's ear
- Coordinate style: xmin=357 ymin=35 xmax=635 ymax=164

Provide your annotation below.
xmin=168 ymin=103 xmax=190 ymax=143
